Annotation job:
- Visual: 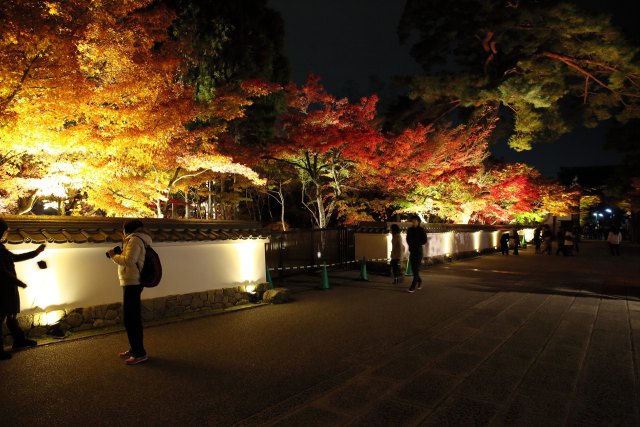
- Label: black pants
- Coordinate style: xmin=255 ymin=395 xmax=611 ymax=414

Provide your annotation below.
xmin=123 ymin=285 xmax=146 ymax=357
xmin=501 ymin=244 xmax=509 ymax=255
xmin=409 ymin=255 xmax=422 ymax=288
xmin=609 ymin=243 xmax=621 ymax=256
xmin=391 ymin=259 xmax=401 ymax=278
xmin=0 ymin=314 xmax=27 ymax=345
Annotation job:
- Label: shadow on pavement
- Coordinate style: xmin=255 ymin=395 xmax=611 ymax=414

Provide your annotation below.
xmin=454 ymin=281 xmax=640 ymax=301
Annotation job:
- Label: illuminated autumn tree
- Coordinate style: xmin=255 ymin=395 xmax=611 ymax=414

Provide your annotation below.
xmin=265 ymin=75 xmax=384 ymax=228
xmin=399 ymin=0 xmax=640 ymax=151
xmin=0 ymin=0 xmax=266 ymax=216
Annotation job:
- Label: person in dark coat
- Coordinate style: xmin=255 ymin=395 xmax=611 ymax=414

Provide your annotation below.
xmin=555 ymin=228 xmax=565 ymax=256
xmin=0 ymin=219 xmax=46 ymax=360
xmin=542 ymin=225 xmax=552 ymax=255
xmin=511 ymin=228 xmax=520 ymax=255
xmin=533 ymin=227 xmax=542 ymax=254
xmin=405 ymin=215 xmax=427 ymax=293
xmin=389 ymin=224 xmax=405 ymax=285
xmin=500 ymin=232 xmax=510 ymax=255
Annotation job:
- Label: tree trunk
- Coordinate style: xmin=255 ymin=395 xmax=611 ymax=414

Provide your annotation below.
xmin=316 ymin=193 xmax=326 ymax=228
xmin=185 ymin=191 xmax=189 ymax=219
xmin=207 ymin=181 xmax=212 ymax=220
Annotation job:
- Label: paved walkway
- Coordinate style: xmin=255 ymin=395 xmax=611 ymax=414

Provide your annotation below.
xmin=1 ymin=241 xmax=639 ymax=426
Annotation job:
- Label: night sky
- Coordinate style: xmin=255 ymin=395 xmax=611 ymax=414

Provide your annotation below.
xmin=268 ymin=0 xmax=638 ymax=178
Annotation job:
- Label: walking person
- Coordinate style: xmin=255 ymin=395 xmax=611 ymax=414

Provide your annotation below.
xmin=389 ymin=224 xmax=405 ymax=285
xmin=0 ymin=219 xmax=46 ymax=360
xmin=572 ymin=226 xmax=581 ymax=255
xmin=555 ymin=228 xmax=565 ymax=256
xmin=108 ymin=219 xmax=152 ymax=365
xmin=533 ymin=227 xmax=542 ymax=254
xmin=542 ymin=225 xmax=552 ymax=255
xmin=563 ymin=228 xmax=575 ymax=256
xmin=607 ymin=227 xmax=622 ymax=256
xmin=511 ymin=228 xmax=520 ymax=255
xmin=500 ymin=232 xmax=510 ymax=255
xmin=405 ymin=215 xmax=427 ymax=293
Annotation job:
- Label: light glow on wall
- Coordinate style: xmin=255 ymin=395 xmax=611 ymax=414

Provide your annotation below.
xmin=443 ymin=231 xmax=453 ymax=256
xmin=12 ymin=239 xmax=268 ymax=316
xmin=234 ymin=240 xmax=267 ymax=283
xmin=492 ymin=231 xmax=500 ymax=247
xmin=472 ymin=231 xmax=481 ymax=251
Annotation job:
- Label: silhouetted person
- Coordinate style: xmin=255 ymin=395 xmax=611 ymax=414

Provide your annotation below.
xmin=512 ymin=228 xmax=520 ymax=255
xmin=542 ymin=225 xmax=552 ymax=255
xmin=555 ymin=229 xmax=565 ymax=256
xmin=572 ymin=226 xmax=582 ymax=255
xmin=563 ymin=229 xmax=575 ymax=256
xmin=405 ymin=216 xmax=427 ymax=293
xmin=533 ymin=227 xmax=542 ymax=254
xmin=500 ymin=232 xmax=510 ymax=255
xmin=0 ymin=219 xmax=46 ymax=360
xmin=607 ymin=227 xmax=622 ymax=256
xmin=389 ymin=224 xmax=405 ymax=285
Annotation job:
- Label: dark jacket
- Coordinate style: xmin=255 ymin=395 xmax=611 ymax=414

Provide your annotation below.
xmin=406 ymin=225 xmax=427 ymax=257
xmin=0 ymin=244 xmax=38 ymax=315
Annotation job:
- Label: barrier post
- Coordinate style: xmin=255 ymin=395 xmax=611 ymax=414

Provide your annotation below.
xmin=359 ymin=257 xmax=369 ymax=281
xmin=321 ymin=263 xmax=330 ymax=290
xmin=266 ymin=268 xmax=274 ymax=289
xmin=404 ymin=258 xmax=413 ymax=276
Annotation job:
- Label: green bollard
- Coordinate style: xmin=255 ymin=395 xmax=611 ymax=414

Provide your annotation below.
xmin=360 ymin=257 xmax=369 ymax=281
xmin=266 ymin=268 xmax=274 ymax=289
xmin=321 ymin=262 xmax=330 ymax=290
xmin=404 ymin=258 xmax=413 ymax=276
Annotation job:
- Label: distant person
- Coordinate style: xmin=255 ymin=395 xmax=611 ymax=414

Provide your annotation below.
xmin=533 ymin=227 xmax=542 ymax=254
xmin=500 ymin=232 xmax=510 ymax=255
xmin=607 ymin=227 xmax=622 ymax=256
xmin=542 ymin=225 xmax=552 ymax=255
xmin=389 ymin=224 xmax=405 ymax=285
xmin=572 ymin=226 xmax=582 ymax=255
xmin=0 ymin=219 xmax=46 ymax=360
xmin=405 ymin=215 xmax=427 ymax=293
xmin=563 ymin=228 xmax=575 ymax=256
xmin=511 ymin=228 xmax=520 ymax=255
xmin=555 ymin=228 xmax=565 ymax=256
xmin=108 ymin=219 xmax=152 ymax=365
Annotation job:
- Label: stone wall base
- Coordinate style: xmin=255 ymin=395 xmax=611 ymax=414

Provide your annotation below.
xmin=2 ymin=283 xmax=270 ymax=345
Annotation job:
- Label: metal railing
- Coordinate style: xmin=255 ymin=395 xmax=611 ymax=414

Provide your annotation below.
xmin=265 ymin=228 xmax=355 ymax=276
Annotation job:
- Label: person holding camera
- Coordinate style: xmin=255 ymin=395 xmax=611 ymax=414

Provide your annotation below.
xmin=0 ymin=219 xmax=46 ymax=360
xmin=107 ymin=219 xmax=152 ymax=365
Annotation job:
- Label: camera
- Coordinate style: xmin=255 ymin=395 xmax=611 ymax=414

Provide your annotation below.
xmin=105 ymin=246 xmax=122 ymax=258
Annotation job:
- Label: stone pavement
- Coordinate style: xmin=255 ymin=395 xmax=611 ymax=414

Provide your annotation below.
xmin=1 ymin=241 xmax=639 ymax=426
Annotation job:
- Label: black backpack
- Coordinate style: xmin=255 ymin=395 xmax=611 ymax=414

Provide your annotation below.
xmin=134 ymin=235 xmax=162 ymax=287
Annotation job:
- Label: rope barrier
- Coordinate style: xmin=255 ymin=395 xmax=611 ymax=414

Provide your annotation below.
xmin=267 ymin=258 xmax=393 ymax=272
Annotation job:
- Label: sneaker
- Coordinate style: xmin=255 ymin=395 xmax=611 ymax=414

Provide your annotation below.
xmin=12 ymin=339 xmax=37 ymax=350
xmin=407 ymin=288 xmax=415 ymax=293
xmin=1 ymin=351 xmax=12 ymax=360
xmin=118 ymin=350 xmax=132 ymax=359
xmin=417 ymin=283 xmax=422 ymax=290
xmin=124 ymin=355 xmax=148 ymax=365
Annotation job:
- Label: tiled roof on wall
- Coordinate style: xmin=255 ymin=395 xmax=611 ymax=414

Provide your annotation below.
xmin=355 ymin=221 xmax=516 ymax=233
xmin=0 ymin=216 xmax=265 ymax=244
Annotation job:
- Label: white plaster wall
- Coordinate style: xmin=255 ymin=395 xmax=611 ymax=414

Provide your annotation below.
xmin=11 ymin=239 xmax=268 ymax=313
xmin=355 ymin=229 xmax=533 ymax=261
